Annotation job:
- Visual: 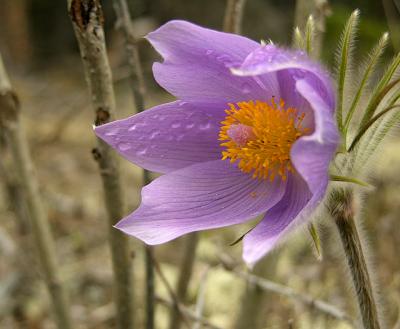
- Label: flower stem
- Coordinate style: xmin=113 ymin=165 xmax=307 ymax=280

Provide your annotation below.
xmin=0 ymin=54 xmax=72 ymax=329
xmin=168 ymin=233 xmax=199 ymax=329
xmin=223 ymin=0 xmax=246 ymax=34
xmin=330 ymin=189 xmax=381 ymax=329
xmin=68 ymin=1 xmax=135 ymax=328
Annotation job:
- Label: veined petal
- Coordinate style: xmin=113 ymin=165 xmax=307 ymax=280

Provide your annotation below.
xmin=291 ymin=79 xmax=339 ymax=194
xmin=232 ymin=45 xmax=335 ymax=110
xmin=147 ymin=20 xmax=279 ymax=105
xmin=94 ymin=101 xmax=226 ymax=173
xmin=243 ymin=173 xmax=315 ymax=265
xmin=115 ymin=160 xmax=286 ymax=244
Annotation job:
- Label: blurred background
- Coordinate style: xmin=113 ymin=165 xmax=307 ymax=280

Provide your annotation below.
xmin=0 ymin=0 xmax=399 ymax=328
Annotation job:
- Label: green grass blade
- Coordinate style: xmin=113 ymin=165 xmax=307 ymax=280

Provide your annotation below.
xmin=343 ymin=33 xmax=389 ymax=135
xmin=336 ymin=9 xmax=360 ymax=132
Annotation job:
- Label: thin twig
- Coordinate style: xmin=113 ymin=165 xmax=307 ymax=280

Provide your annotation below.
xmin=111 ymin=3 xmax=154 ymax=328
xmin=193 ymin=266 xmax=210 ymax=329
xmin=145 ymin=246 xmax=155 ymax=329
xmin=67 ymin=1 xmax=134 ymax=328
xmin=112 ymin=0 xmax=146 ymax=112
xmin=169 ymin=233 xmax=200 ymax=329
xmin=151 ymin=256 xmax=192 ymax=329
xmin=223 ymin=0 xmax=247 ymax=34
xmin=0 ymin=54 xmax=72 ymax=329
xmin=156 ymin=296 xmax=223 ymax=329
xmin=219 ymin=255 xmax=355 ymax=326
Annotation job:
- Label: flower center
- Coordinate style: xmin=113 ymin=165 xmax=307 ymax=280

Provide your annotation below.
xmin=219 ymin=99 xmax=309 ymax=181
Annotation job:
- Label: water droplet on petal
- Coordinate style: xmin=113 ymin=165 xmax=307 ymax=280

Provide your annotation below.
xmin=205 ymin=49 xmax=214 ymax=56
xmin=136 ymin=147 xmax=147 ymax=156
xmin=186 ymin=122 xmax=195 ymax=129
xmin=176 ymin=134 xmax=185 ymax=141
xmin=199 ymin=122 xmax=211 ymax=130
xmin=149 ymin=130 xmax=160 ymax=139
xmin=241 ymin=83 xmax=251 ymax=94
xmin=118 ymin=142 xmax=132 ymax=152
xmin=128 ymin=124 xmax=137 ymax=131
xmin=178 ymin=101 xmax=188 ymax=107
xmin=171 ymin=121 xmax=181 ymax=129
xmin=105 ymin=128 xmax=120 ymax=136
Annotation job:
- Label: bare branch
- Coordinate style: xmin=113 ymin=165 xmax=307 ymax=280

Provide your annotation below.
xmin=0 ymin=54 xmax=72 ymax=329
xmin=67 ymin=1 xmax=134 ymax=328
xmin=223 ymin=0 xmax=247 ymax=34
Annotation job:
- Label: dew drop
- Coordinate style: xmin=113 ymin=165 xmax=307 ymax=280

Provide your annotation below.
xmin=178 ymin=101 xmax=188 ymax=107
xmin=199 ymin=122 xmax=211 ymax=130
xmin=186 ymin=122 xmax=195 ymax=129
xmin=171 ymin=121 xmax=181 ymax=129
xmin=149 ymin=130 xmax=160 ymax=139
xmin=105 ymin=128 xmax=119 ymax=136
xmin=136 ymin=147 xmax=147 ymax=156
xmin=241 ymin=83 xmax=251 ymax=94
xmin=176 ymin=134 xmax=185 ymax=141
xmin=118 ymin=142 xmax=131 ymax=152
xmin=128 ymin=124 xmax=137 ymax=131
xmin=205 ymin=49 xmax=214 ymax=56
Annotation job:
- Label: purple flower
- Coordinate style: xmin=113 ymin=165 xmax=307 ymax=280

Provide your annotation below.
xmin=95 ymin=21 xmax=339 ymax=265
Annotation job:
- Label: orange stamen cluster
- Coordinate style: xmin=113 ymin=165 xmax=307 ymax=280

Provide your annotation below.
xmin=219 ymin=99 xmax=309 ymax=181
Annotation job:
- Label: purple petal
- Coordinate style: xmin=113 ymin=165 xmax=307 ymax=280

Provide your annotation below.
xmin=243 ymin=173 xmax=316 ymax=265
xmin=147 ymin=20 xmax=279 ymax=105
xmin=291 ymin=79 xmax=339 ymax=194
xmin=94 ymin=101 xmax=226 ymax=173
xmin=115 ymin=160 xmax=286 ymax=244
xmin=232 ymin=45 xmax=335 ymax=110
xmin=242 ymin=80 xmax=339 ymax=265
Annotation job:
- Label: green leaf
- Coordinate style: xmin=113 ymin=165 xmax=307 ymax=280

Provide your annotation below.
xmin=305 ymin=15 xmax=315 ymax=55
xmin=348 ymin=104 xmax=400 ymax=151
xmin=292 ymin=26 xmax=305 ymax=49
xmin=359 ymin=52 xmax=400 ymax=127
xmin=330 ymin=174 xmax=370 ymax=187
xmin=343 ymin=33 xmax=389 ymax=138
xmin=336 ymin=10 xmax=360 ymax=132
xmin=308 ymin=223 xmax=322 ymax=261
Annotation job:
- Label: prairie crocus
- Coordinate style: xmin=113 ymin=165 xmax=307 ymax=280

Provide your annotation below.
xmin=95 ymin=21 xmax=339 ymax=265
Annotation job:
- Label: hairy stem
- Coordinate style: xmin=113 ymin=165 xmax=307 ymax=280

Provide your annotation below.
xmin=330 ymin=189 xmax=381 ymax=329
xmin=223 ymin=0 xmax=246 ymax=34
xmin=68 ymin=1 xmax=134 ymax=328
xmin=168 ymin=233 xmax=199 ymax=329
xmin=0 ymin=54 xmax=72 ymax=329
xmin=112 ymin=1 xmax=154 ymax=327
xmin=113 ymin=0 xmax=146 ymax=112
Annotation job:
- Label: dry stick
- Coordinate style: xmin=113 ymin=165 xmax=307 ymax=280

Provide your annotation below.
xmin=67 ymin=1 xmax=135 ymax=329
xmin=156 ymin=296 xmax=223 ymax=329
xmin=219 ymin=255 xmax=355 ymax=326
xmin=168 ymin=233 xmax=200 ymax=329
xmin=111 ymin=1 xmax=154 ymax=328
xmin=151 ymin=256 xmax=192 ymax=329
xmin=0 ymin=54 xmax=72 ymax=329
xmin=234 ymin=254 xmax=279 ymax=329
xmin=382 ymin=0 xmax=400 ymax=52
xmin=193 ymin=266 xmax=210 ymax=329
xmin=223 ymin=0 xmax=247 ymax=34
xmin=329 ymin=189 xmax=382 ymax=329
xmin=112 ymin=0 xmax=146 ymax=112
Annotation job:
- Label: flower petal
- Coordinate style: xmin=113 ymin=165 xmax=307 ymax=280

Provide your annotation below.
xmin=115 ymin=160 xmax=286 ymax=244
xmin=232 ymin=45 xmax=335 ymax=110
xmin=291 ymin=79 xmax=339 ymax=194
xmin=243 ymin=173 xmax=315 ymax=265
xmin=147 ymin=20 xmax=279 ymax=105
xmin=94 ymin=101 xmax=226 ymax=173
